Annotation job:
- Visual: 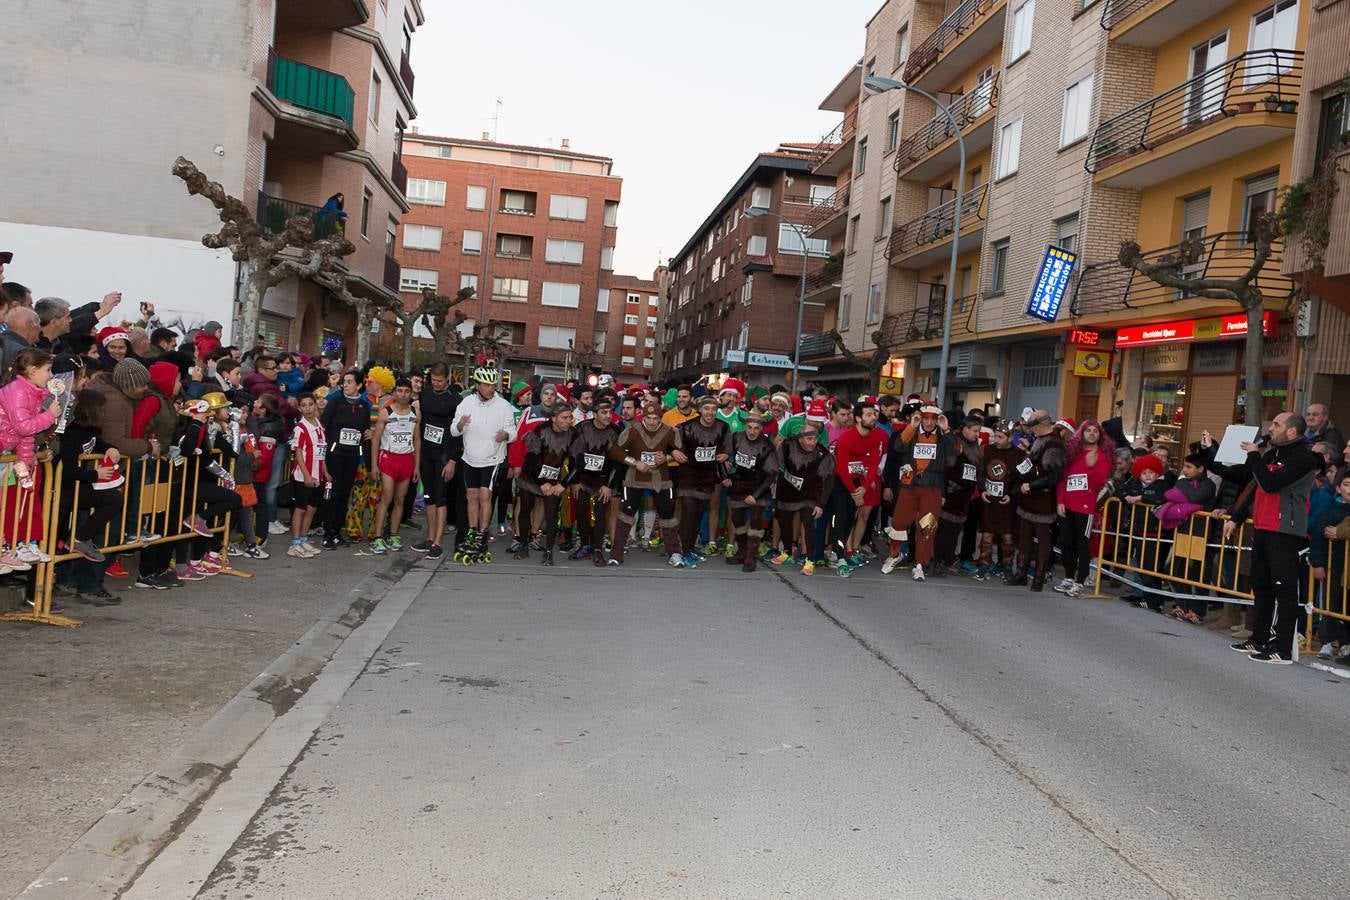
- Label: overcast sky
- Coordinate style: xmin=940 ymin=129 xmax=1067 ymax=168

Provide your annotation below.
xmin=411 ymin=0 xmax=864 ymax=278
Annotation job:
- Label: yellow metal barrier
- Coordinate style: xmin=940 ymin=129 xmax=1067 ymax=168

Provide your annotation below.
xmin=1306 ymin=538 xmax=1350 ymax=659
xmin=0 ymin=452 xmax=67 ymax=626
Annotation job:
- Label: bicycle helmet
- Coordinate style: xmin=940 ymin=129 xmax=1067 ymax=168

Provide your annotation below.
xmin=471 ymin=365 xmax=499 ymax=385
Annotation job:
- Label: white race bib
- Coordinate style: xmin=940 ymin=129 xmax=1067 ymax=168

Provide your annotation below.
xmin=423 ymin=424 xmax=444 ymax=444
xmin=784 ymin=473 xmax=804 ymax=490
xmin=1016 ymin=458 xmax=1034 ymax=475
xmin=912 ymin=443 xmax=937 ymax=461
xmin=640 ymin=451 xmax=658 ymax=466
xmin=390 ymin=432 xmax=414 ymax=452
xmin=339 ymin=427 xmax=362 ymax=446
xmin=847 ymin=460 xmax=865 ymax=476
xmin=735 ymin=451 xmax=756 ymax=469
xmin=962 ymin=463 xmax=977 ymax=482
xmin=583 ymin=452 xmax=605 ymax=472
xmin=985 ymin=480 xmax=1005 ymax=498
xmin=1066 ymin=473 xmax=1089 ymax=492
xmin=538 ymin=464 xmax=560 ymax=481
xmin=694 ymin=446 xmax=716 ymax=463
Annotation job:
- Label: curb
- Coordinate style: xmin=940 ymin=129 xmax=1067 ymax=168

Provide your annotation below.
xmin=20 ymin=555 xmax=434 ymax=899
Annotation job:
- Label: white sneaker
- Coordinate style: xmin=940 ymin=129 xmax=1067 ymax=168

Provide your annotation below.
xmin=227 ymin=543 xmax=245 ymax=557
xmin=912 ymin=563 xmax=925 ymax=582
xmin=1052 ymin=577 xmax=1074 ymax=593
xmin=668 ymin=552 xmax=684 ymax=568
xmin=287 ymin=544 xmax=308 ymax=558
xmin=881 ymin=556 xmax=899 ymax=575
xmin=1317 ymin=643 xmax=1333 ymax=660
xmin=1065 ymin=582 xmax=1083 ymax=598
xmin=268 ymin=520 xmax=289 ymax=535
xmin=301 ymin=542 xmax=322 ymax=557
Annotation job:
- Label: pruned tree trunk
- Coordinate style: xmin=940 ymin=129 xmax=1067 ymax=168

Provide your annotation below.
xmin=354 ymin=298 xmax=373 ymax=367
xmin=400 ymin=315 xmax=415 ymax=371
xmin=1243 ymin=299 xmax=1265 ymax=425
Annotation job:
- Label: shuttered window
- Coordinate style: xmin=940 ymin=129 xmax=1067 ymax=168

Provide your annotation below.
xmin=1186 ymin=375 xmax=1240 ymax=450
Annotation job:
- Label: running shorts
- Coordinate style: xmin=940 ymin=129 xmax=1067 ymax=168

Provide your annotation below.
xmin=378 ymin=450 xmax=416 ymax=483
xmin=463 ymin=463 xmax=497 ymax=491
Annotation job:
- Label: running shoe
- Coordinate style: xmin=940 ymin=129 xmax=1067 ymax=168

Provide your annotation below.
xmin=411 ymin=539 xmax=432 ymax=553
xmin=426 ymin=545 xmax=444 ymax=560
xmin=371 ymin=538 xmax=388 ymax=555
xmin=321 ymin=536 xmax=340 ymax=551
xmin=647 ymin=536 xmax=662 ymax=550
xmin=1230 ymin=640 xmax=1260 ymax=654
xmin=200 ymin=552 xmax=224 ymax=570
xmin=1249 ymin=650 xmax=1293 ymax=665
xmin=176 ymin=563 xmax=207 ymax=580
xmin=880 ymin=556 xmax=900 ymax=575
xmin=183 ymin=516 xmax=212 ymax=538
xmin=569 ymin=545 xmax=592 ymax=561
xmin=769 ymin=550 xmax=791 ymax=566
xmin=77 ymin=588 xmax=122 ymax=606
xmin=268 ymin=520 xmax=289 ymax=535
xmin=134 ymin=575 xmax=168 ymax=591
xmin=1318 ymin=643 xmax=1334 ymax=660
xmin=959 ymin=560 xmax=980 ymax=575
xmin=912 ymin=564 xmax=926 ymax=582
xmin=389 ymin=535 xmax=404 ymax=552
xmin=72 ymin=540 xmax=106 ymax=563
xmin=801 ymin=560 xmax=816 ymax=576
xmin=592 ymin=549 xmax=606 ymax=567
xmin=286 ymin=544 xmax=309 ymax=560
xmin=836 ymin=562 xmax=851 ymax=578
xmin=668 ymin=553 xmax=685 ymax=568
xmin=703 ymin=541 xmax=718 ymax=557
xmin=227 ymin=543 xmax=245 ymax=557
xmin=1054 ymin=579 xmax=1080 ymax=595
xmin=682 ymin=552 xmax=701 ymax=569
xmin=542 ymin=550 xmax=554 ymax=567
xmin=244 ymin=544 xmax=270 ymax=560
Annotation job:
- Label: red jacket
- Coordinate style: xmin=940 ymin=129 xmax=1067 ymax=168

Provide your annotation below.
xmin=833 ymin=426 xmax=887 ymax=497
xmin=1056 ymin=448 xmax=1112 ymax=516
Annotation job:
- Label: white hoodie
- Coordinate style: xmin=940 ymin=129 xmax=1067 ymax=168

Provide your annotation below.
xmin=451 ymin=391 xmax=518 ymax=467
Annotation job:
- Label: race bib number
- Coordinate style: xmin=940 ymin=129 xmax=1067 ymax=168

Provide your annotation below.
xmin=640 ymin=451 xmax=658 ymax=466
xmin=962 ymin=463 xmax=977 ymax=482
xmin=784 ymin=472 xmax=804 ymax=490
xmin=735 ymin=451 xmax=756 ymax=469
xmin=847 ymin=460 xmax=865 ymax=476
xmin=339 ymin=427 xmax=362 ymax=446
xmin=583 ymin=452 xmax=605 ymax=472
xmin=390 ymin=432 xmax=413 ymax=452
xmin=1016 ymin=458 xmax=1034 ymax=475
xmin=985 ymin=480 xmax=1005 ymax=498
xmin=913 ymin=443 xmax=937 ymax=461
xmin=694 ymin=446 xmax=716 ymax=463
xmin=538 ymin=464 xmax=560 ymax=481
xmin=423 ymin=424 xmax=444 ymax=444
xmin=1066 ymin=473 xmax=1089 ymax=492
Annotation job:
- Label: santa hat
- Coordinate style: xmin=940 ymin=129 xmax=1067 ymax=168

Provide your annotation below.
xmin=790 ymin=394 xmax=803 ymax=415
xmin=1056 ymin=417 xmax=1077 ymax=432
xmin=805 ymin=399 xmax=829 ymax=423
xmin=919 ymin=404 xmax=942 ymax=416
xmin=98 ymin=326 xmax=130 ymax=348
xmin=93 ymin=452 xmax=125 ymax=491
xmin=719 ymin=377 xmax=746 ymax=397
xmin=555 ymin=384 xmax=573 ymax=404
xmin=1131 ymin=455 xmax=1165 ymax=479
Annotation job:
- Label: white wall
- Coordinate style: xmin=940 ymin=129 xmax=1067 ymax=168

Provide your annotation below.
xmin=0 ymin=222 xmax=238 ymax=340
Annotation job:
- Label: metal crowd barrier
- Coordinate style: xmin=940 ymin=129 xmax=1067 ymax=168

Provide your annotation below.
xmin=1 ymin=450 xmax=249 ymax=629
xmin=1306 ymin=538 xmax=1350 ymax=661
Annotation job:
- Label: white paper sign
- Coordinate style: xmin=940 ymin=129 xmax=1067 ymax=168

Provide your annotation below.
xmin=1215 ymin=425 xmax=1259 ymax=465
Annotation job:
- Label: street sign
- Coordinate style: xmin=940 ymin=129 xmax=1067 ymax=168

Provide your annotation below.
xmin=1024 ymin=244 xmax=1078 ymax=322
xmin=724 ymin=350 xmax=818 ymax=371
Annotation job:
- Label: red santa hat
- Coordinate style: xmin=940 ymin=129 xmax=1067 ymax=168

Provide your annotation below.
xmin=805 ymin=399 xmax=829 ymax=423
xmin=94 ymin=453 xmax=125 ymax=491
xmin=1056 ymin=417 xmax=1077 ymax=433
xmin=98 ymin=326 xmax=130 ymax=348
xmin=791 ymin=394 xmax=803 ymax=414
xmin=719 ymin=377 xmax=747 ymax=397
xmin=1131 ymin=455 xmax=1165 ymax=479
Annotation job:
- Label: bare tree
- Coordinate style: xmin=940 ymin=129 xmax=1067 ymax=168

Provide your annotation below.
xmin=172 ymin=156 xmax=355 ymax=353
xmin=828 ymin=313 xmax=908 ymax=386
xmin=1118 ymin=210 xmax=1279 ymax=423
xmin=387 ymin=285 xmax=476 ymax=369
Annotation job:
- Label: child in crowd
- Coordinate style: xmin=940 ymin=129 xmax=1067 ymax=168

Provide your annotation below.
xmin=1309 ymin=470 xmax=1350 ymax=661
xmin=1158 ymin=453 xmax=1217 ymax=623
xmin=0 ymin=348 xmax=60 ymax=571
xmin=227 ymin=397 xmax=269 ymax=560
xmin=53 ymin=389 xmax=124 ymax=605
xmin=288 ymin=392 xmax=327 ymax=558
xmin=1120 ymin=454 xmax=1170 ymax=608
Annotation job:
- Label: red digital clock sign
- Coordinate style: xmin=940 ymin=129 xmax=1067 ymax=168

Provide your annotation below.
xmin=1068 ymin=329 xmax=1100 ymax=346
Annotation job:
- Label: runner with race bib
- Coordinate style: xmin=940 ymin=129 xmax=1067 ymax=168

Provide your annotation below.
xmin=369 ymin=377 xmax=420 ymax=555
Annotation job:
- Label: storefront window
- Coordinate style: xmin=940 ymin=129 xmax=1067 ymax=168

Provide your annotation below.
xmin=1138 ymin=377 xmax=1185 ymax=457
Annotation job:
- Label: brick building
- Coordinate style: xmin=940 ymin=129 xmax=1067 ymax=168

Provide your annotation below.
xmin=599 ymin=273 xmax=662 ymax=379
xmin=661 ymin=146 xmax=832 ymax=386
xmin=397 ymin=134 xmax=623 ymax=381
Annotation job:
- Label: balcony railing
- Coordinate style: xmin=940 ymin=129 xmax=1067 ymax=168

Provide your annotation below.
xmin=383 ymin=254 xmax=401 ymax=293
xmin=266 ymin=48 xmax=355 ymax=127
xmin=886 ymin=183 xmax=989 ymax=260
xmin=1100 ymin=0 xmax=1153 ymax=30
xmin=499 ymin=205 xmax=536 ymax=217
xmin=1086 ymin=50 xmax=1303 ymax=174
xmin=893 ymin=75 xmax=999 ymax=173
xmin=391 ymin=153 xmax=408 ymax=196
xmin=904 ymin=0 xmax=1001 ymax=84
xmin=804 ymin=182 xmax=851 ymax=231
xmin=808 ymin=108 xmax=859 ymax=169
xmin=797 ymin=332 xmax=838 ymax=359
xmin=256 ymin=192 xmax=345 ymax=240
xmin=1070 ymin=232 xmax=1295 ymax=316
xmin=398 ymin=51 xmax=415 ymax=94
xmin=900 ymin=291 xmax=979 ymax=342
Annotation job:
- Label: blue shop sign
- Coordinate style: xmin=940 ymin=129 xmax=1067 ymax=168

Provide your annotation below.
xmin=1024 ymin=244 xmax=1078 ymax=323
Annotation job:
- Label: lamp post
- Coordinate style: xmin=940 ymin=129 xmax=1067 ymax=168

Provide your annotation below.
xmin=744 ymin=206 xmax=810 ymax=394
xmin=863 ymin=75 xmax=965 ymax=406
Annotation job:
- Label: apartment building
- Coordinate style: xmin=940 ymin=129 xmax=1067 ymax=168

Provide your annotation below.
xmin=599 ymin=273 xmax=662 ymax=380
xmin=397 ymin=134 xmax=622 ymax=381
xmin=661 ymin=147 xmax=832 ymax=387
xmin=0 ymin=0 xmax=423 ymax=353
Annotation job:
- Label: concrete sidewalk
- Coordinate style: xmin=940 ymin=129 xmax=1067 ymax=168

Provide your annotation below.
xmin=0 ymin=531 xmax=432 ymax=898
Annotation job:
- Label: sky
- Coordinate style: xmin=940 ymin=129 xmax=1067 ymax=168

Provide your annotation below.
xmin=411 ymin=0 xmax=866 ymax=278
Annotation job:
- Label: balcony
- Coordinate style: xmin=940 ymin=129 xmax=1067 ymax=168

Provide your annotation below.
xmin=809 ymin=108 xmax=859 ymax=177
xmin=886 ymin=182 xmax=989 ymax=267
xmin=1100 ymin=0 xmax=1238 ymax=48
xmin=256 ymin=192 xmax=346 ymax=240
xmin=275 ymin=0 xmax=369 ymax=33
xmin=894 ymin=74 xmax=999 ymax=181
xmin=495 ymin=235 xmax=534 ymax=260
xmin=804 ymin=260 xmax=844 ymax=301
xmin=803 ymin=182 xmax=851 ymax=239
xmin=266 ymin=49 xmax=355 ymax=127
xmin=1087 ymin=50 xmax=1302 ymax=189
xmin=398 ymin=51 xmax=415 ymax=95
xmin=383 ymin=254 xmax=401 ymax=293
xmin=1070 ymin=232 xmax=1295 ymax=317
xmin=898 ymin=289 xmax=980 ymax=344
xmin=903 ymin=0 xmax=1008 ymax=91
xmin=798 ymin=332 xmax=839 ymax=360
xmin=499 ymin=189 xmax=538 ymax=217
xmin=391 ymin=153 xmax=408 ymax=196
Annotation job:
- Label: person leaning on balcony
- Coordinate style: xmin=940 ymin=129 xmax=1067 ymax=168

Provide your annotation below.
xmin=321 ymin=193 xmax=348 ymax=226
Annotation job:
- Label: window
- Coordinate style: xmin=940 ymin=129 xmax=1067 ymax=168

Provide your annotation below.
xmin=1240 ymin=173 xmax=1278 ymax=243
xmin=623 ymin=293 xmax=639 ymax=306
xmin=402 ymin=224 xmax=442 ymax=251
xmin=895 ymin=25 xmax=909 ymax=70
xmin=399 ymin=268 xmax=438 ymax=291
xmin=1060 ymin=74 xmax=1094 ymax=147
xmin=509 ymin=152 xmax=539 ymax=168
xmin=554 ymin=157 xmax=573 ymax=172
xmin=623 ymin=334 xmax=637 ymax=346
xmin=751 ymin=186 xmax=773 ymax=209
xmin=1055 ymin=214 xmax=1080 ymax=254
xmin=645 ymin=337 xmax=656 ymax=349
xmin=401 ymin=18 xmax=412 ymax=57
xmin=887 ymin=112 xmax=900 ymax=152
xmin=839 ymin=292 xmax=852 ymax=330
xmin=683 ymin=256 xmax=694 ymax=274
xmin=462 ymin=229 xmax=483 ymax=255
xmin=649 ymin=296 xmax=659 ymax=307
xmin=496 ymin=233 xmax=531 ymax=258
xmin=500 ymin=190 xmax=536 ymax=215
xmin=747 ymin=234 xmax=768 ymax=256
xmin=368 ymin=70 xmax=381 ymax=125
xmin=600 ymin=247 xmax=615 ymax=270
xmin=865 ymin=57 xmax=876 ymax=79
xmin=866 ymin=282 xmax=882 ymax=325
xmin=546 ymin=239 xmax=585 ymax=265
xmin=876 ymin=197 xmax=892 ymax=239
xmin=996 ymin=117 xmax=1022 ymax=179
xmin=1248 ymin=1 xmax=1298 ymax=86
xmin=360 ymin=189 xmax=371 ymax=236
xmin=738 ymin=322 xmax=749 ymax=350
xmin=741 ymin=274 xmax=754 ymax=305
xmin=989 ymin=238 xmax=1010 ymax=293
xmin=1316 ymin=93 xmax=1349 ymax=164
xmin=407 ymin=178 xmax=446 ymax=206
xmin=809 ymin=183 xmax=836 ymax=205
xmin=847 ymin=215 xmax=860 ymax=253
xmin=647 ymin=315 xmax=658 ymax=324
xmin=857 ymin=137 xmax=868 ymax=174
xmin=622 ymin=356 xmax=637 ymax=367
xmin=466 ymin=185 xmax=487 ymax=210
xmin=385 ymin=215 xmax=397 ymax=255
xmin=541 ymin=282 xmax=581 ymax=308
xmin=778 ymin=223 xmax=829 ymax=256
xmin=497 ymin=321 xmax=526 ymax=345
xmin=492 ymin=277 xmax=529 ymax=302
xmin=1010 ymin=0 xmax=1035 ymax=61
xmin=549 ymin=194 xmax=588 ymax=220
xmin=604 ymin=200 xmax=619 ymax=227
xmin=538 ymin=325 xmax=576 ymax=350
xmin=1022 ymin=345 xmax=1059 ymax=388
xmin=597 ymin=288 xmax=610 ymax=312
xmin=460 ymin=273 xmax=478 ymax=292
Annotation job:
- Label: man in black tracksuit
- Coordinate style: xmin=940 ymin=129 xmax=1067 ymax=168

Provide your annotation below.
xmin=414 ymin=363 xmax=464 ymax=559
xmin=319 ymin=370 xmax=371 ymax=549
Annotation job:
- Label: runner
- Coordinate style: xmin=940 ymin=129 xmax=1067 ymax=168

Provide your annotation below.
xmin=722 ymin=412 xmax=777 ymax=571
xmin=882 ymin=403 xmax=950 ymax=581
xmin=413 ymin=362 xmax=461 ymax=560
xmin=661 ymin=384 xmax=697 ymax=427
xmin=770 ymin=421 xmax=835 ymax=575
xmin=512 ymin=404 xmax=574 ymax=565
xmin=568 ymin=393 xmax=623 ymax=566
xmin=933 ymin=413 xmax=984 ymax=575
xmin=830 ymin=399 xmax=887 ymax=577
xmin=675 ymin=395 xmax=732 ymax=567
xmin=450 ymin=366 xmax=516 ymax=565
xmin=317 ymin=371 xmax=370 ymax=550
xmin=369 ymin=377 xmax=419 ymax=554
xmin=975 ymin=419 xmax=1025 ymax=581
xmin=609 ymin=396 xmax=685 ymax=567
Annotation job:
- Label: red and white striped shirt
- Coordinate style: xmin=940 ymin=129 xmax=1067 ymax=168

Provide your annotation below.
xmin=290 ymin=418 xmax=326 ymax=482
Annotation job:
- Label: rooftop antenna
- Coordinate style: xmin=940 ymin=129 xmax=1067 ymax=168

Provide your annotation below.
xmin=484 ymin=97 xmax=503 ymax=141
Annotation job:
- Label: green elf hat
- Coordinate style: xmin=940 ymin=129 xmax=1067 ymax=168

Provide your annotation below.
xmin=749 ymin=385 xmax=769 ymax=402
xmin=662 ymin=387 xmax=678 ymax=409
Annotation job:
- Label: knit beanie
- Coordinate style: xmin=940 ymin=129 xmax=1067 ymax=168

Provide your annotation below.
xmin=112 ymin=358 xmax=151 ymax=391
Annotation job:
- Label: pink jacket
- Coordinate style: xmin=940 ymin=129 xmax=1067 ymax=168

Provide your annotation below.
xmin=1056 ymin=449 xmax=1112 ymax=516
xmin=1156 ymin=486 xmax=1204 ymax=531
xmin=0 ymin=377 xmax=56 ymax=468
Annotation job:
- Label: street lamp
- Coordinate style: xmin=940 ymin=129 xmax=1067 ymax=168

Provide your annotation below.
xmin=864 ymin=74 xmax=965 ymax=407
xmin=744 ymin=206 xmax=810 ymax=394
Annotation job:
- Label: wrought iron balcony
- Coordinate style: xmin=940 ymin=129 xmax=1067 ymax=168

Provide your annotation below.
xmin=886 ymin=183 xmax=989 ymax=262
xmin=1086 ymin=50 xmax=1302 ymax=179
xmin=903 ymin=0 xmax=1006 ymax=87
xmin=1100 ymin=0 xmax=1153 ymax=30
xmin=266 ymin=48 xmax=355 ymax=127
xmin=894 ymin=74 xmax=999 ymax=175
xmin=256 ymin=192 xmax=345 ymax=239
xmin=398 ymin=51 xmax=415 ymax=94
xmin=1070 ymin=231 xmax=1296 ymax=316
xmin=804 ymin=182 xmax=851 ymax=232
xmin=808 ymin=108 xmax=859 ymax=170
xmin=797 ymin=332 xmax=838 ymax=360
xmin=900 ymin=291 xmax=979 ymax=343
xmin=1099 ymin=0 xmax=1237 ymax=46
xmin=383 ymin=254 xmax=401 ymax=293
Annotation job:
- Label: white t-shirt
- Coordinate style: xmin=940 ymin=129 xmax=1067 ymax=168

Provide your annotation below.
xmin=450 ymin=392 xmax=517 ymax=468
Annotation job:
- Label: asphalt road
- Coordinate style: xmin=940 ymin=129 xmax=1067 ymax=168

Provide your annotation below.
xmin=172 ymin=555 xmax=1346 ymax=899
